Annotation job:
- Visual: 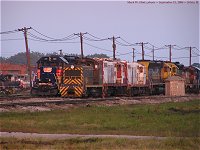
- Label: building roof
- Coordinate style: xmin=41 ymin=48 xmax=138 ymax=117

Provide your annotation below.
xmin=165 ymin=76 xmax=185 ymax=81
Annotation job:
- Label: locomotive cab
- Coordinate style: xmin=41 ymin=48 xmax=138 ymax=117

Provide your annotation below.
xmin=31 ymin=55 xmax=68 ymax=96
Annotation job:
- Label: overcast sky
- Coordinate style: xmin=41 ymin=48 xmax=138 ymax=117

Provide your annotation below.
xmin=1 ymin=0 xmax=199 ymax=66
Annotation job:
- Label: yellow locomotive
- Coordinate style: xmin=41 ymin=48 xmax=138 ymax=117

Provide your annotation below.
xmin=137 ymin=60 xmax=178 ymax=94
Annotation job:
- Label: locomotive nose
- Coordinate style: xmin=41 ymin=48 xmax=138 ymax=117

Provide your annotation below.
xmin=67 ymin=88 xmax=75 ymax=95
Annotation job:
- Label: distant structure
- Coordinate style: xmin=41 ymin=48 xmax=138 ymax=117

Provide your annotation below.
xmin=0 ymin=63 xmax=27 ymax=75
xmin=165 ymin=76 xmax=185 ymax=96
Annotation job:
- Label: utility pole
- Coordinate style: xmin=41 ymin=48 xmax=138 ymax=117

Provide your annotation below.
xmin=132 ymin=48 xmax=135 ymax=62
xmin=74 ymin=32 xmax=87 ymax=59
xmin=152 ymin=45 xmax=154 ymax=61
xmin=185 ymin=46 xmax=195 ymax=66
xmin=165 ymin=45 xmax=175 ymax=62
xmin=18 ymin=27 xmax=32 ymax=89
xmin=108 ymin=36 xmax=120 ymax=60
xmin=112 ymin=36 xmax=116 ymax=60
xmin=169 ymin=45 xmax=172 ymax=62
xmin=189 ymin=46 xmax=192 ymax=66
xmin=80 ymin=32 xmax=84 ymax=59
xmin=136 ymin=42 xmax=148 ymax=60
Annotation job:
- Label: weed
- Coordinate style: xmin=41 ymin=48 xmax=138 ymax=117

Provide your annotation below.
xmin=0 ymin=100 xmax=199 ymax=137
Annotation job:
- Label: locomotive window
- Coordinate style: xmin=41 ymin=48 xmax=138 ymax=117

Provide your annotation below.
xmin=164 ymin=67 xmax=168 ymax=72
xmin=50 ymin=62 xmax=58 ymax=66
xmin=65 ymin=70 xmax=81 ymax=77
xmin=38 ymin=61 xmax=61 ymax=67
xmin=172 ymin=67 xmax=176 ymax=73
xmin=139 ymin=67 xmax=143 ymax=73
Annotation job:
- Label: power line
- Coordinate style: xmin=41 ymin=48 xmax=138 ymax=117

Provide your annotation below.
xmin=143 ymin=45 xmax=153 ymax=50
xmin=32 ymin=28 xmax=57 ymax=40
xmin=1 ymin=38 xmax=24 ymax=41
xmin=147 ymin=43 xmax=169 ymax=51
xmin=28 ymin=32 xmax=79 ymax=42
xmin=145 ymin=51 xmax=153 ymax=55
xmin=155 ymin=56 xmax=171 ymax=59
xmin=192 ymin=50 xmax=200 ymax=56
xmin=193 ymin=47 xmax=199 ymax=52
xmin=174 ymin=45 xmax=185 ymax=49
xmin=27 ymin=32 xmax=47 ymax=41
xmin=83 ymin=42 xmax=113 ymax=53
xmin=87 ymin=33 xmax=103 ymax=39
xmin=115 ymin=40 xmax=132 ymax=46
xmin=172 ymin=56 xmax=200 ymax=59
xmin=28 ymin=38 xmax=80 ymax=43
xmin=32 ymin=28 xmax=76 ymax=40
xmin=115 ymin=39 xmax=138 ymax=46
xmin=1 ymin=28 xmax=199 ymax=64
xmin=134 ymin=51 xmax=155 ymax=58
xmin=86 ymin=33 xmax=109 ymax=41
xmin=154 ymin=46 xmax=168 ymax=51
xmin=115 ymin=52 xmax=132 ymax=56
xmin=84 ymin=43 xmax=113 ymax=53
xmin=0 ymin=29 xmax=19 ymax=34
xmin=31 ymin=32 xmax=79 ymax=41
xmin=82 ymin=35 xmax=108 ymax=41
xmin=119 ymin=37 xmax=138 ymax=46
xmin=148 ymin=42 xmax=158 ymax=49
xmin=173 ymin=45 xmax=187 ymax=50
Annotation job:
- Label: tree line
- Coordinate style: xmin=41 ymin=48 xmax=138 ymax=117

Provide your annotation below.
xmin=1 ymin=52 xmax=199 ymax=68
xmin=0 ymin=52 xmax=109 ymax=66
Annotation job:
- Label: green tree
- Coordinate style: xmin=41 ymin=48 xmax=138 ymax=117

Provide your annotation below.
xmin=0 ymin=57 xmax=7 ymax=63
xmin=1 ymin=52 xmax=110 ymax=65
xmin=4 ymin=51 xmax=45 ymax=65
xmin=87 ymin=53 xmax=109 ymax=58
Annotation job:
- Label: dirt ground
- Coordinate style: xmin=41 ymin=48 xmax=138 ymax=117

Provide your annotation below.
xmin=0 ymin=132 xmax=170 ymax=140
xmin=0 ymin=94 xmax=199 ymax=112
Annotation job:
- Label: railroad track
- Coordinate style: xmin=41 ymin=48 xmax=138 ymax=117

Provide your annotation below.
xmin=0 ymin=94 xmax=33 ymax=100
xmin=0 ymin=97 xmax=121 ymax=107
xmin=0 ymin=94 xmax=199 ymax=108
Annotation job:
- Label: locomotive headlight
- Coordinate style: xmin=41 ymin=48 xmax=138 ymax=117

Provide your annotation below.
xmin=95 ymin=65 xmax=98 ymax=69
xmin=71 ymin=65 xmax=74 ymax=69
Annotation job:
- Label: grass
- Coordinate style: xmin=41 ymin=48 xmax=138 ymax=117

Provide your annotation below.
xmin=0 ymin=99 xmax=199 ymax=137
xmin=1 ymin=137 xmax=199 ymax=150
